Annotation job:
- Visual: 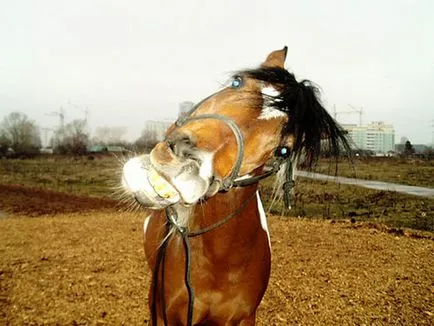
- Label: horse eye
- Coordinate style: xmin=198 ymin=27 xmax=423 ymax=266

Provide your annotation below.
xmin=231 ymin=76 xmax=243 ymax=89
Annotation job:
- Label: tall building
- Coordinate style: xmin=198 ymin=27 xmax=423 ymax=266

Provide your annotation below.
xmin=179 ymin=101 xmax=195 ymax=117
xmin=342 ymin=121 xmax=395 ymax=155
xmin=141 ymin=102 xmax=195 ymax=144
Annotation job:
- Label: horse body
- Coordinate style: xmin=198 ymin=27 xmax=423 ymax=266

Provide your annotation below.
xmin=122 ymin=47 xmax=349 ymax=325
xmin=144 ymin=185 xmax=270 ymax=325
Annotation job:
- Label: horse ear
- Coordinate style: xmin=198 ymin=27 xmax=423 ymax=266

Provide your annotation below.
xmin=261 ymin=46 xmax=288 ymax=68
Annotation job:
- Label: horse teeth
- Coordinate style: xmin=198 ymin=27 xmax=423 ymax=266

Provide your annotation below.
xmin=148 ymin=169 xmax=178 ymax=199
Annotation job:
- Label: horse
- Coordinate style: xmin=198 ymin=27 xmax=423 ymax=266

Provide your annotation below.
xmin=121 ymin=47 xmax=350 ymax=325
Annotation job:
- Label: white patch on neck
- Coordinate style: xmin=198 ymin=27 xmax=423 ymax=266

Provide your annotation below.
xmin=143 ymin=215 xmax=151 ymax=236
xmin=256 ymin=191 xmax=271 ymax=248
xmin=258 ymin=107 xmax=287 ymax=120
xmin=258 ymin=85 xmax=286 ymax=120
xmin=143 ymin=215 xmax=151 ymax=248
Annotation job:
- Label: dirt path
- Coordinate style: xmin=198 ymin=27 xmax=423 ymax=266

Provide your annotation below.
xmin=0 ymin=186 xmax=433 ymax=325
xmin=298 ymin=171 xmax=434 ymax=198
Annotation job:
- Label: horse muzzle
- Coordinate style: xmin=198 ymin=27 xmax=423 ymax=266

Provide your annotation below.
xmin=122 ymin=155 xmax=180 ymax=209
xmin=122 ymin=150 xmax=212 ymax=209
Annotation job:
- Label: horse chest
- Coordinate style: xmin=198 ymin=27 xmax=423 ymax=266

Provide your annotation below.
xmin=144 ymin=215 xmax=271 ymax=323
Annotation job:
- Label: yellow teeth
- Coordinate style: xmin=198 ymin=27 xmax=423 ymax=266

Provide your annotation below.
xmin=147 ymin=169 xmax=178 ymax=199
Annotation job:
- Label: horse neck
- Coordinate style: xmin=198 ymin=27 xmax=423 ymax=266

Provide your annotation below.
xmin=188 ymin=184 xmax=262 ymax=249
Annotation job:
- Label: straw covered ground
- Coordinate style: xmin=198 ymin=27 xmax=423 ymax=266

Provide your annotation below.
xmin=1 ymin=186 xmax=433 ymax=325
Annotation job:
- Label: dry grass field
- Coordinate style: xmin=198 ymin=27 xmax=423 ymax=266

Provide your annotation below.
xmin=0 ymin=185 xmax=433 ymax=325
xmin=0 ymin=156 xmax=433 ymax=325
xmin=1 ymin=156 xmax=433 ymax=231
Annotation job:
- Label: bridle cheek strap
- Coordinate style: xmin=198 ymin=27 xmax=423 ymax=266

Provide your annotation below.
xmin=176 ymin=113 xmax=295 ymax=202
xmin=176 ymin=113 xmax=245 ymax=191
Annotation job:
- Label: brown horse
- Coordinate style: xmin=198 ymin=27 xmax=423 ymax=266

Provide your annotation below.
xmin=122 ymin=47 xmax=349 ymax=325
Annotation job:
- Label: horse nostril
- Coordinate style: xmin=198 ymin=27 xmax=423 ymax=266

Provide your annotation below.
xmin=167 ymin=131 xmax=196 ymax=157
xmin=168 ymin=140 xmax=176 ymax=153
xmin=181 ymin=136 xmax=192 ymax=145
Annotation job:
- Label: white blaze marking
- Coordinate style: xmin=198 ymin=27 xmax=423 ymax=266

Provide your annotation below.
xmin=259 ymin=85 xmax=286 ymax=120
xmin=262 ymin=85 xmax=280 ymax=97
xmin=256 ymin=191 xmax=271 ymax=248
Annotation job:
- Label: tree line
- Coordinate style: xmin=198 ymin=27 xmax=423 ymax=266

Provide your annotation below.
xmin=2 ymin=111 xmax=431 ymax=159
xmin=0 ymin=111 xmax=161 ymax=157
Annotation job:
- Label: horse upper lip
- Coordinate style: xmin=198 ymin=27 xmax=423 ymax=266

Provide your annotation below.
xmin=128 ymin=146 xmax=213 ymax=208
xmin=153 ymin=160 xmax=204 ymax=204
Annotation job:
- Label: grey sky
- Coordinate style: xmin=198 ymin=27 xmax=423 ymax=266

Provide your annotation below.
xmin=1 ymin=0 xmax=433 ymax=144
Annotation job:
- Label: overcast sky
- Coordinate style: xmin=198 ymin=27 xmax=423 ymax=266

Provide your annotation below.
xmin=1 ymin=0 xmax=433 ymax=144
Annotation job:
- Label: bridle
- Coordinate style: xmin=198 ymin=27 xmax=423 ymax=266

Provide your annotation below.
xmin=176 ymin=113 xmax=245 ymax=191
xmin=174 ymin=91 xmax=294 ymax=191
xmin=151 ymin=99 xmax=295 ymax=326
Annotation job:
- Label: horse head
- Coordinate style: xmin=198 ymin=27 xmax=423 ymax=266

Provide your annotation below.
xmin=122 ymin=47 xmax=349 ymax=209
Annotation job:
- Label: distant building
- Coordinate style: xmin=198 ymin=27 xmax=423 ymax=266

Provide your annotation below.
xmin=143 ymin=120 xmax=173 ymax=142
xmin=140 ymin=102 xmax=194 ymax=144
xmin=87 ymin=145 xmax=126 ymax=154
xmin=395 ymin=143 xmax=429 ymax=155
xmin=88 ymin=145 xmax=108 ymax=153
xmin=342 ymin=121 xmax=395 ymax=155
xmin=179 ymin=101 xmax=195 ymax=117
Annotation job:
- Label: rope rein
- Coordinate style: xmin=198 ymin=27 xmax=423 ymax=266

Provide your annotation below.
xmin=152 ymin=190 xmax=257 ymax=326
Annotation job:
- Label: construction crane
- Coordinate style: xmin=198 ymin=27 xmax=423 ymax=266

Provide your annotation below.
xmin=333 ymin=104 xmax=363 ymax=126
xmin=431 ymin=119 xmax=434 ymax=146
xmin=46 ymin=107 xmax=65 ymax=129
xmin=40 ymin=127 xmax=53 ymax=147
xmin=45 ymin=107 xmax=65 ymax=147
xmin=68 ymin=101 xmax=89 ymax=123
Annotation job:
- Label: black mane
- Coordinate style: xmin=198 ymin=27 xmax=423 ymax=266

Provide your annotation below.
xmin=240 ymin=67 xmax=351 ymax=166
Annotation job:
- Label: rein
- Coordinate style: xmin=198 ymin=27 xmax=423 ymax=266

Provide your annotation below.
xmin=151 ymin=110 xmax=295 ymax=325
xmin=152 ymin=190 xmax=257 ymax=326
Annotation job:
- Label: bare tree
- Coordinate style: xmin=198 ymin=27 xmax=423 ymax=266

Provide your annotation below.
xmin=53 ymin=119 xmax=89 ymax=155
xmin=424 ymin=147 xmax=434 ymax=160
xmin=0 ymin=112 xmax=41 ymax=156
xmin=0 ymin=133 xmax=10 ymax=155
xmin=404 ymin=140 xmax=415 ymax=157
xmin=93 ymin=126 xmax=127 ymax=145
xmin=134 ymin=127 xmax=159 ymax=152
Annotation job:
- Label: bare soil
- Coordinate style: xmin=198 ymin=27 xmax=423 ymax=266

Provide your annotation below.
xmin=0 ymin=184 xmax=118 ymax=217
xmin=0 ymin=186 xmax=433 ymax=325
